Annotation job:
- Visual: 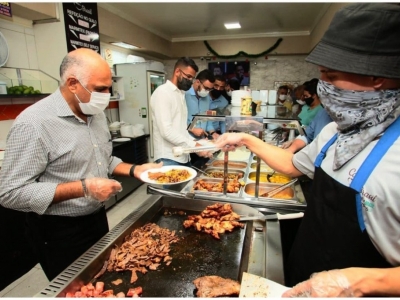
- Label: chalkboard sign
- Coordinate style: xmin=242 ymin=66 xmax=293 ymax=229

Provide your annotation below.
xmin=62 ymin=3 xmax=101 ymax=53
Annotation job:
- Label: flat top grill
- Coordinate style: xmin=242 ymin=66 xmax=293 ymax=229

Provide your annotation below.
xmin=95 ymin=208 xmax=246 ymax=297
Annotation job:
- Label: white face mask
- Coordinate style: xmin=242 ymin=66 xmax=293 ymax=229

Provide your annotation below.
xmin=227 ymin=90 xmax=232 ymax=97
xmin=75 ymin=81 xmax=111 ymax=115
xmin=278 ymin=94 xmax=287 ymax=101
xmin=296 ymin=99 xmax=306 ymax=105
xmin=198 ymin=89 xmax=209 ymax=98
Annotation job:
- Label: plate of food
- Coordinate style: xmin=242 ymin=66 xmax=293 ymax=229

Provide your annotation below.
xmin=140 ymin=165 xmax=197 ymax=185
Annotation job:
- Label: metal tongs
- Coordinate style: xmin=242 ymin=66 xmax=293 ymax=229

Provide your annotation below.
xmin=261 ymin=178 xmax=298 ymax=198
xmin=239 ymin=212 xmax=304 ymax=221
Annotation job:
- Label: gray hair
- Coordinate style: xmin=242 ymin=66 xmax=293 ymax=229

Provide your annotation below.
xmin=59 ymin=53 xmax=90 ymax=86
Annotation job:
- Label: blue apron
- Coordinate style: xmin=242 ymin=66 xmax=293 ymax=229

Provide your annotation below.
xmin=285 ymin=118 xmax=400 ymax=286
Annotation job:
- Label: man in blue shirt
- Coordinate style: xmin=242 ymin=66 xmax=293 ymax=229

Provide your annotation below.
xmin=185 ymin=69 xmax=215 ymax=138
xmin=282 ymin=107 xmax=333 ymax=153
xmin=208 ymin=75 xmax=229 ymax=135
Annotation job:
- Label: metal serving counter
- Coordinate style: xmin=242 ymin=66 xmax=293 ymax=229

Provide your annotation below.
xmin=35 ymin=196 xmax=284 ymax=297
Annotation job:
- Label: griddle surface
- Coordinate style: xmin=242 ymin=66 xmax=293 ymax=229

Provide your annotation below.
xmin=95 ymin=208 xmax=246 ymax=297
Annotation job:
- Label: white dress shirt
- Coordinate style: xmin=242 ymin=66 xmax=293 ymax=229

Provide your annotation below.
xmin=150 ymin=80 xmax=196 ymax=163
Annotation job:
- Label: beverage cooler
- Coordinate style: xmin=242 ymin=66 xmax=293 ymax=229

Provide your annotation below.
xmin=115 ymin=62 xmax=166 ymax=161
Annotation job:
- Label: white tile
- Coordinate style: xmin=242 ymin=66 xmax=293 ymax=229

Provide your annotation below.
xmin=0 ymin=266 xmax=48 ymax=297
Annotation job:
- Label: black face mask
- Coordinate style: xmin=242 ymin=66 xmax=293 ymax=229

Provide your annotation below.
xmin=177 ymin=77 xmax=192 ymax=91
xmin=210 ymin=89 xmax=222 ymax=99
xmin=304 ymin=96 xmax=314 ymax=106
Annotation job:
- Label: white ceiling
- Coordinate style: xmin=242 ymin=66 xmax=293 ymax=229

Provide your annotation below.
xmin=98 ymin=2 xmax=332 ymax=42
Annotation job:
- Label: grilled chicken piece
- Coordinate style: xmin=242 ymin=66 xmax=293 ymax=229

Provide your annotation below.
xmin=193 ymin=275 xmax=241 ymax=298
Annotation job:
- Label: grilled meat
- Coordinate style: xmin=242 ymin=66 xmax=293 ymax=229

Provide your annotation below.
xmin=193 ymin=275 xmax=241 ymax=298
xmin=183 ymin=203 xmax=244 ymax=239
xmin=105 ymin=223 xmax=180 ymax=283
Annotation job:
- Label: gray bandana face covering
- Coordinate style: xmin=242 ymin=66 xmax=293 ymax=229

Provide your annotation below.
xmin=317 ymin=80 xmax=400 ymax=170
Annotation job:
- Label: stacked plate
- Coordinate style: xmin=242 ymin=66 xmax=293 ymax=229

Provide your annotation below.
xmin=231 ymin=90 xmax=251 ymax=107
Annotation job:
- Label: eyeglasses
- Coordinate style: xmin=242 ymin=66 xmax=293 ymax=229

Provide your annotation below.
xmin=179 ymin=69 xmax=195 ymax=81
xmin=200 ymin=81 xmax=214 ymax=92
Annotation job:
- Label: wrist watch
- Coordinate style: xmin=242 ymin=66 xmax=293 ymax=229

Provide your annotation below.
xmin=81 ymin=178 xmax=88 ymax=198
xmin=129 ymin=164 xmax=137 ymax=177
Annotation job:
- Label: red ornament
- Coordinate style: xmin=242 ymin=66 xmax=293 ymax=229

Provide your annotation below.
xmin=213 ymin=56 xmax=216 ymax=60
xmin=265 ymin=56 xmax=268 ymax=59
xmin=245 ymin=59 xmax=249 ymax=62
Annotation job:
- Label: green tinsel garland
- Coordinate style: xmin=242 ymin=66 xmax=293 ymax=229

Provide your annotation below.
xmin=204 ymin=38 xmax=283 ymax=59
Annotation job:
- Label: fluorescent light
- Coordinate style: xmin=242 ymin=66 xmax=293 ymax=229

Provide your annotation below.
xmin=111 ymin=42 xmax=139 ymax=50
xmin=224 ymin=22 xmax=241 ymax=29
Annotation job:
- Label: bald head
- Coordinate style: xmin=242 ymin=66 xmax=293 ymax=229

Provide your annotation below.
xmin=59 ymin=48 xmax=110 ymax=86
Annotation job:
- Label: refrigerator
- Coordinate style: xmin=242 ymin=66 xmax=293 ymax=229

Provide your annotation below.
xmin=115 ymin=62 xmax=165 ymax=161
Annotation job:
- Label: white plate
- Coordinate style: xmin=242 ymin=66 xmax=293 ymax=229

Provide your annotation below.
xmin=112 ymin=138 xmax=131 ymax=142
xmin=140 ymin=165 xmax=197 ymax=185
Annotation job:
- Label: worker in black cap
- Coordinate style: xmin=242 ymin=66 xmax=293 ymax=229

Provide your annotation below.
xmin=215 ymin=3 xmax=400 ymax=296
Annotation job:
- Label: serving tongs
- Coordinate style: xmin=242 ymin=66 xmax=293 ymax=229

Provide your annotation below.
xmin=239 ymin=212 xmax=304 ymax=222
xmin=261 ymin=178 xmax=298 ymax=198
xmin=191 ymin=165 xmax=211 ymax=177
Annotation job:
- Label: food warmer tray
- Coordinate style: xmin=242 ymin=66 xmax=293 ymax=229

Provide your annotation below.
xmin=35 ymin=196 xmax=284 ymax=297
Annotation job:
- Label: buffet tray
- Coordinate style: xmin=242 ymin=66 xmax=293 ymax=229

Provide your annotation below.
xmin=35 ymin=196 xmax=276 ymax=297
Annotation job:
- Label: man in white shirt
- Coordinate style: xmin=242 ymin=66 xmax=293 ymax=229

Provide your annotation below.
xmin=150 ymin=57 xmax=211 ymax=166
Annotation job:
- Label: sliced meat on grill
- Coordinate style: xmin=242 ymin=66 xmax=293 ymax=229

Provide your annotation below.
xmin=193 ymin=275 xmax=241 ymax=298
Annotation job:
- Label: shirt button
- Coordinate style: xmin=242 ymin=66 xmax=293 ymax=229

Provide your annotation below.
xmin=98 ymin=162 xmax=102 ymax=165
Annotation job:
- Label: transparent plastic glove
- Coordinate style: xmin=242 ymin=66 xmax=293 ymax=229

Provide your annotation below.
xmin=281 ymin=140 xmax=293 ymax=149
xmin=85 ymin=178 xmax=122 ymax=202
xmin=282 ymin=270 xmax=354 ymax=298
xmin=214 ymin=133 xmax=244 ymax=152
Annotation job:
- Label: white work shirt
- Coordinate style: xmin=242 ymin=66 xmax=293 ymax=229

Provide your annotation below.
xmin=293 ymin=122 xmax=400 ymax=266
xmin=150 ymin=80 xmax=196 ymax=163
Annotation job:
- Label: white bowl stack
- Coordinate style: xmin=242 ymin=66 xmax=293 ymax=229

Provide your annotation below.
xmin=231 ymin=90 xmax=251 ymax=106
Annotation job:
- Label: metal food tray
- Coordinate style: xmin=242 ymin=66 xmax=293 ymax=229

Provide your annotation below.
xmin=243 ymin=182 xmax=298 ymax=204
xmin=250 ymin=162 xmax=275 ymax=173
xmin=202 ymin=167 xmax=246 ymax=180
xmin=208 ymin=159 xmax=248 ymax=170
xmin=190 ymin=177 xmax=242 ymax=197
xmin=36 ymin=196 xmax=282 ymax=297
xmin=247 ymin=171 xmax=292 ymax=184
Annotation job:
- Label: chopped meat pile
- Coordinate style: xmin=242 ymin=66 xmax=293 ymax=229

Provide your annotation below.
xmin=193 ymin=275 xmax=241 ymax=298
xmin=193 ymin=179 xmax=242 ymax=193
xmin=65 ymin=281 xmax=142 ymax=298
xmin=183 ymin=203 xmax=244 ymax=239
xmin=96 ymin=223 xmax=180 ymax=284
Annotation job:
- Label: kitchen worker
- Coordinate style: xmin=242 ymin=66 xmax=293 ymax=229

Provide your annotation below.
xmin=185 ymin=69 xmax=216 ymax=139
xmin=215 ymin=3 xmax=400 ymax=297
xmin=297 ymin=79 xmax=322 ymax=126
xmin=151 ymin=57 xmax=212 ymax=167
xmin=208 ymin=75 xmax=229 ymax=135
xmin=0 ymin=48 xmax=162 ymax=281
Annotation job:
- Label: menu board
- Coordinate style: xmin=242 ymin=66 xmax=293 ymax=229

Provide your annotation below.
xmin=0 ymin=3 xmax=12 ymax=17
xmin=62 ymin=3 xmax=101 ymax=53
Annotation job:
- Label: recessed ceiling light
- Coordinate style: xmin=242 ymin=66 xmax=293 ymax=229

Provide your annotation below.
xmin=224 ymin=22 xmax=241 ymax=30
xmin=111 ymin=42 xmax=140 ymax=50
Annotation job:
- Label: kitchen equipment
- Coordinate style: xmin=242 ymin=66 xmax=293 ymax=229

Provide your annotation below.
xmin=172 ymin=145 xmax=219 ymax=156
xmin=239 ymin=212 xmax=304 ymax=221
xmin=36 ymin=197 xmax=274 ymax=297
xmin=239 ymin=272 xmax=290 ymax=298
xmin=262 ymin=178 xmax=298 ymax=197
xmin=191 ymin=165 xmax=211 ymax=177
xmin=266 ymin=170 xmax=276 ymax=182
xmin=116 ymin=62 xmax=165 ymax=159
xmin=120 ymin=124 xmax=135 ymax=137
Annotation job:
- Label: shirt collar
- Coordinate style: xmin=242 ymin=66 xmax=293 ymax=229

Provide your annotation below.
xmin=54 ymin=89 xmax=77 ymax=118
